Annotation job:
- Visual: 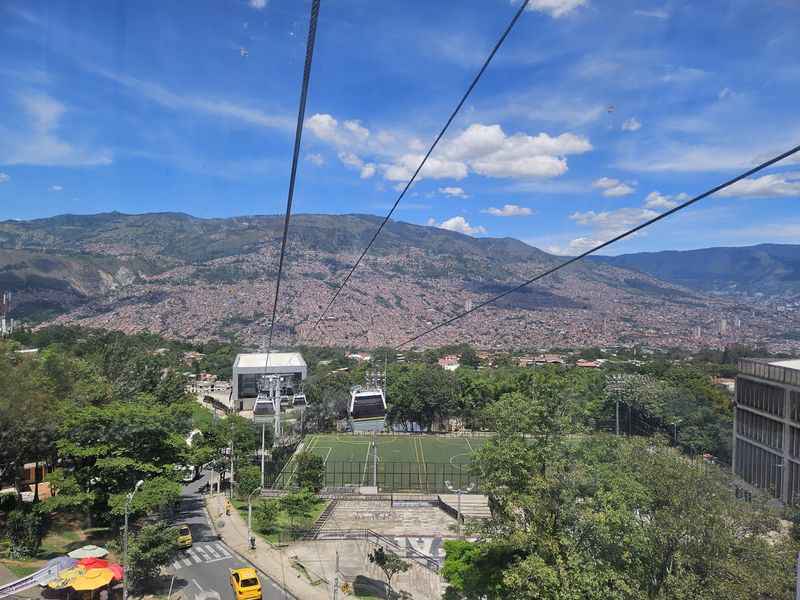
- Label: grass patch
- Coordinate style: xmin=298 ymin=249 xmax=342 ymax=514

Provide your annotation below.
xmin=231 ymin=496 xmax=328 ymax=544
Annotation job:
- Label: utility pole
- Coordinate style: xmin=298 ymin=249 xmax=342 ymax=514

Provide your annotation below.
xmin=123 ymin=480 xmax=144 ymax=600
xmin=260 ymin=421 xmax=266 ymax=489
xmin=372 ymin=433 xmax=378 ymax=489
xmin=229 ymin=438 xmax=234 ymax=500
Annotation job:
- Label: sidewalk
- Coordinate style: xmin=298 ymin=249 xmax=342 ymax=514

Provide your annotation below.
xmin=205 ymin=494 xmax=331 ymax=600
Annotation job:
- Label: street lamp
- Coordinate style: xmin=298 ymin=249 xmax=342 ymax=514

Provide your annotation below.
xmin=247 ymin=486 xmax=262 ymax=550
xmin=444 ymin=480 xmax=475 ymax=540
xmin=123 ymin=479 xmax=144 ymax=600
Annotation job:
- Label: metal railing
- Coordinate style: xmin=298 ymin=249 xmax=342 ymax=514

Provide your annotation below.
xmin=739 ymin=358 xmax=800 ymax=387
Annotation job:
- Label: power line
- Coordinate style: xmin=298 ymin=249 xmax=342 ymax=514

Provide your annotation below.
xmin=395 ymin=143 xmax=800 ymax=349
xmin=266 ymin=0 xmax=321 ymax=355
xmin=310 ymin=0 xmax=532 ymax=332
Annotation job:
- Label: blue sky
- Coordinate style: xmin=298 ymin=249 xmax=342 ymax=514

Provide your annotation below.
xmin=0 ymin=0 xmax=798 ymax=255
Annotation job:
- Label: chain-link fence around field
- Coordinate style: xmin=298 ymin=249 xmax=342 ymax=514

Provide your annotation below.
xmin=269 ymin=460 xmax=477 ymax=493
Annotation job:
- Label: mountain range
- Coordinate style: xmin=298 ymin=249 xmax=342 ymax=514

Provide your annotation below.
xmin=591 ymin=244 xmax=800 ymax=297
xmin=0 ymin=212 xmax=797 ymax=351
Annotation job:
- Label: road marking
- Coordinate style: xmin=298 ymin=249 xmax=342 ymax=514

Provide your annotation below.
xmin=202 ymin=544 xmax=219 ymax=558
xmin=181 ymin=557 xmax=193 ymax=567
xmin=214 ymin=542 xmax=232 ymax=558
xmin=172 ymin=560 xmax=183 ymax=571
xmin=191 ymin=578 xmax=203 ymax=592
xmin=187 ymin=548 xmax=201 ymax=563
xmin=194 ymin=545 xmax=211 ymax=560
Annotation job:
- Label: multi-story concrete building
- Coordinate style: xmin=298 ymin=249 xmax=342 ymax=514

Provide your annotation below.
xmin=734 ymin=358 xmax=800 ymax=503
xmin=231 ymin=352 xmax=307 ymax=411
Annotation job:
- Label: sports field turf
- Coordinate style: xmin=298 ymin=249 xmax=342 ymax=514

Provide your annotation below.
xmin=277 ymin=433 xmax=486 ymax=492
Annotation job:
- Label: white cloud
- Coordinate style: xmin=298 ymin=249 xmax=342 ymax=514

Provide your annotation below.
xmin=0 ymin=93 xmax=112 ymax=167
xmin=440 ymin=123 xmax=591 ymax=179
xmin=483 ymin=204 xmax=534 ymax=217
xmin=718 ymin=87 xmax=734 ymax=100
xmin=306 ymin=153 xmax=325 ymax=166
xmin=336 ymin=151 xmax=376 ymax=179
xmin=307 ymin=114 xmax=591 ymax=183
xmin=248 ymin=0 xmax=267 ymax=8
xmin=49 ymin=185 xmax=63 ymax=191
xmin=569 ymin=207 xmax=659 ymax=249
xmin=593 ymin=177 xmax=635 ymax=197
xmin=621 ymin=117 xmax=641 ymax=132
xmin=95 ymin=68 xmax=292 ymax=131
xmin=524 ymin=0 xmax=587 ymax=18
xmin=438 ymin=186 xmax=468 ymax=198
xmin=548 ymin=237 xmax=604 ymax=255
xmin=642 ymin=191 xmax=690 ymax=210
xmin=384 ymin=154 xmax=468 ymax=181
xmin=717 ymin=172 xmax=800 ymax=198
xmin=0 ymin=173 xmax=9 ymax=183
xmin=433 ymin=216 xmax=487 ymax=235
xmin=633 ymin=8 xmax=668 ymax=19
xmin=308 ymin=114 xmax=370 ymax=148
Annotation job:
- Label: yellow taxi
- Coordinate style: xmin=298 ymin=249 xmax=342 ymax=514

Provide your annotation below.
xmin=229 ymin=567 xmax=262 ymax=600
xmin=176 ymin=524 xmax=193 ymax=549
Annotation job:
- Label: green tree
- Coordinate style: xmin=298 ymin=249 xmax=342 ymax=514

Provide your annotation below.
xmin=6 ymin=506 xmax=49 ymax=558
xmin=280 ymin=489 xmax=316 ymax=529
xmin=127 ymin=522 xmax=179 ymax=591
xmin=108 ymin=476 xmax=181 ymax=520
xmin=254 ymin=499 xmax=281 ymax=534
xmin=294 ymin=451 xmax=325 ymax=492
xmin=368 ymin=545 xmax=410 ymax=598
xmin=236 ymin=464 xmax=262 ymax=500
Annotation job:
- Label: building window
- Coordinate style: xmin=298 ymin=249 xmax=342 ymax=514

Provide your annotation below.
xmin=735 ymin=438 xmax=782 ymax=498
xmin=736 ymin=408 xmax=783 ymax=451
xmin=791 ymin=391 xmax=800 ymax=424
xmin=737 ymin=379 xmax=784 ymax=417
xmin=238 ymin=374 xmax=259 ymax=398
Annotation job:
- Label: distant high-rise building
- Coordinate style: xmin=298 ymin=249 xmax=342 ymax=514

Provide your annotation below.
xmin=735 ymin=317 xmax=742 ymax=328
xmin=465 ymin=299 xmax=473 ymax=312
xmin=694 ymin=325 xmax=702 ymax=340
xmin=720 ymin=318 xmax=728 ymax=335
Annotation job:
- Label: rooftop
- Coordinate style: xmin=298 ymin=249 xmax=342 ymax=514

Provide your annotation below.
xmin=770 ymin=359 xmax=800 ymax=371
xmin=234 ymin=352 xmax=307 ymax=369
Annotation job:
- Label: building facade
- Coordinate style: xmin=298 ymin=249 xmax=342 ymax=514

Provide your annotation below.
xmin=231 ymin=352 xmax=307 ymax=411
xmin=734 ymin=358 xmax=800 ymax=504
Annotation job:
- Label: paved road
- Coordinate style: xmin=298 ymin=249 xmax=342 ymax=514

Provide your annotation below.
xmin=170 ymin=472 xmax=294 ymax=600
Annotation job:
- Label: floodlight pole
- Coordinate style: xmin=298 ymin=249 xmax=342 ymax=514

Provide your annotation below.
xmin=123 ymin=479 xmax=144 ymax=600
xmin=444 ymin=481 xmax=474 ymax=540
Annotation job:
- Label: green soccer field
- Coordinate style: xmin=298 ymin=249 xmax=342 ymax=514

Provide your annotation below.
xmin=275 ymin=433 xmax=486 ymax=492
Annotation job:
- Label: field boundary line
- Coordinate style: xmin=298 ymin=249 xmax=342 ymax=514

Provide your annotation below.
xmin=464 ymin=437 xmax=474 ymax=453
xmin=361 ymin=438 xmax=372 ymax=486
xmin=418 ymin=437 xmax=428 ymax=484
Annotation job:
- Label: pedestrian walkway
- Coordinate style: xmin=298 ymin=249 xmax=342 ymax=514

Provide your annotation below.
xmin=171 ymin=542 xmax=234 ymax=571
xmin=205 ymin=494 xmax=330 ymax=600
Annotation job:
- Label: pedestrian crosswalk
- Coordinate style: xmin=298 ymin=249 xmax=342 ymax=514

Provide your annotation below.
xmin=172 ymin=542 xmax=233 ymax=571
